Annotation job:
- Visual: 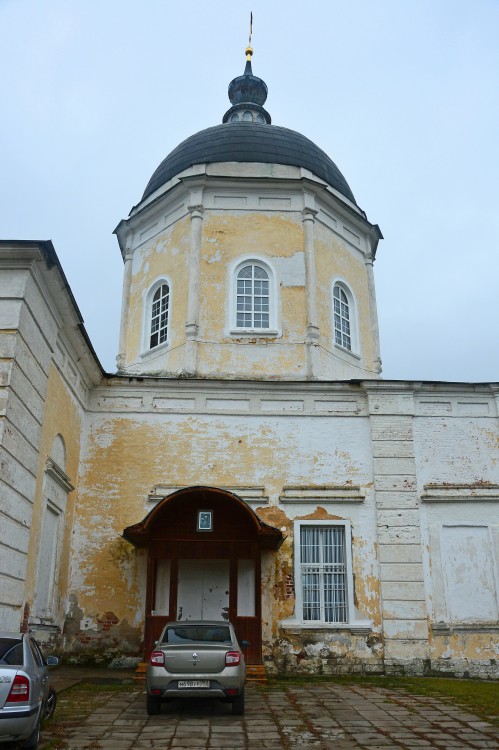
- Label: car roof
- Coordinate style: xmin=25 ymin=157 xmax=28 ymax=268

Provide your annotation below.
xmin=166 ymin=621 xmax=232 ymax=627
xmin=0 ymin=631 xmax=23 ymax=639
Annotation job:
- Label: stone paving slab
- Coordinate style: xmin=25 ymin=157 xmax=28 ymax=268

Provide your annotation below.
xmin=40 ymin=683 xmax=498 ymax=750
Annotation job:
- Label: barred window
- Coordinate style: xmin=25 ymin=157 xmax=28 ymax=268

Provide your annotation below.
xmin=236 ymin=264 xmax=270 ymax=329
xmin=150 ymin=284 xmax=169 ymax=349
xmin=333 ymin=284 xmax=351 ymax=351
xmin=300 ymin=525 xmax=348 ymax=623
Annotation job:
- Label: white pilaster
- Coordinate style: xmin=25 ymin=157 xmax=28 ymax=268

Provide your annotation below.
xmin=302 ymin=208 xmax=319 ymax=379
xmin=365 ymin=383 xmax=429 ymax=671
xmin=365 ymin=249 xmax=382 ymax=374
xmin=116 ymin=234 xmax=134 ymax=371
xmin=184 ymin=205 xmax=204 ymax=375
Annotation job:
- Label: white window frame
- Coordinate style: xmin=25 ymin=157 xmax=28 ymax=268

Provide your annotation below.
xmin=142 ymin=277 xmax=171 ymax=355
xmin=229 ymin=257 xmax=279 ymax=335
xmin=332 ymin=279 xmax=359 ymax=356
xmin=281 ymin=520 xmax=371 ymax=631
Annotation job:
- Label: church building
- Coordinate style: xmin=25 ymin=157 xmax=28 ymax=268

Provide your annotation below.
xmin=1 ymin=45 xmax=498 ymax=678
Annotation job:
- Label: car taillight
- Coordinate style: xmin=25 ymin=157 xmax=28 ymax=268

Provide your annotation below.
xmin=225 ymin=651 xmax=241 ymax=666
xmin=6 ymin=674 xmax=30 ymax=702
xmin=150 ymin=650 xmax=165 ymax=666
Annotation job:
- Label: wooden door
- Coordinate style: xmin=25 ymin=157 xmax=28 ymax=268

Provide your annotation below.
xmin=144 ymin=544 xmax=262 ymax=663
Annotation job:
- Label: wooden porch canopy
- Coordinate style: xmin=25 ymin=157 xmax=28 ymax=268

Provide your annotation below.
xmin=123 ymin=486 xmax=284 ymax=550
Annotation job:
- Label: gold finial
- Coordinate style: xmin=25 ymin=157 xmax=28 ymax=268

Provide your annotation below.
xmin=246 ymin=11 xmax=253 ymax=60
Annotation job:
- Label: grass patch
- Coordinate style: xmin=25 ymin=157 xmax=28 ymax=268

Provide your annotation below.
xmin=268 ymin=674 xmax=499 ymax=726
xmin=40 ymin=681 xmax=140 ymax=749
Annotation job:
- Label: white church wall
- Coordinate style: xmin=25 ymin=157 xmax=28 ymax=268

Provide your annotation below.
xmin=0 ymin=243 xmax=99 ymax=637
xmin=0 ymin=265 xmax=54 ymax=628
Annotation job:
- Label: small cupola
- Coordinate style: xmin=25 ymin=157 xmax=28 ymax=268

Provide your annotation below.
xmin=222 ymin=45 xmax=271 ymax=124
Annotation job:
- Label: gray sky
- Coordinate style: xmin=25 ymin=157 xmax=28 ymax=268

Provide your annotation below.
xmin=2 ymin=0 xmax=498 ymax=381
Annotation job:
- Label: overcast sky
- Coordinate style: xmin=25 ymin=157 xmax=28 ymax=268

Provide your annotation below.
xmin=2 ymin=0 xmax=498 ymax=381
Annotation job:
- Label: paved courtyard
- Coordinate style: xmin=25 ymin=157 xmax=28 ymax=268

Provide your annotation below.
xmin=43 ymin=682 xmax=498 ymax=750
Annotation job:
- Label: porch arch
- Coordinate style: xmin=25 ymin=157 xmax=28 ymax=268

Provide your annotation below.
xmin=123 ymin=486 xmax=283 ymax=663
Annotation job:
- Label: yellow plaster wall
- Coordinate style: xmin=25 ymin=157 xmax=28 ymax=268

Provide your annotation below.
xmin=121 ymin=207 xmax=378 ymax=378
xmin=315 ymin=222 xmax=376 ymax=370
xmin=125 ymin=216 xmax=190 ymax=368
xmin=199 ymin=211 xmax=305 ymax=337
xmin=199 ymin=211 xmax=307 ymax=377
xmin=71 ymin=411 xmax=379 ymax=647
xmin=430 ymin=632 xmax=498 ymax=662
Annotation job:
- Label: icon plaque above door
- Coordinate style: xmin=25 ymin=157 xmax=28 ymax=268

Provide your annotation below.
xmin=197 ymin=510 xmax=213 ymax=532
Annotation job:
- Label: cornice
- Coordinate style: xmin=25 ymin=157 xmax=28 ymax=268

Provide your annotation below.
xmin=45 ymin=458 xmax=74 ymax=493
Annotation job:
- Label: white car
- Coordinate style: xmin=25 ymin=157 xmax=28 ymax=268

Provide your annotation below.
xmin=146 ymin=621 xmax=247 ymax=715
xmin=0 ymin=631 xmax=58 ymax=749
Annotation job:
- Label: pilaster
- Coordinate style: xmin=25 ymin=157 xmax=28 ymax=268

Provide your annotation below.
xmin=302 ymin=207 xmax=320 ymax=379
xmin=364 ymin=250 xmax=382 ymax=374
xmin=184 ymin=204 xmax=204 ymax=375
xmin=365 ymin=384 xmax=429 ymax=670
xmin=116 ymin=235 xmax=134 ymax=371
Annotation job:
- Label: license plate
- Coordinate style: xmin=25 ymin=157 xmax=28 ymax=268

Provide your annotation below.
xmin=178 ymin=680 xmax=210 ymax=688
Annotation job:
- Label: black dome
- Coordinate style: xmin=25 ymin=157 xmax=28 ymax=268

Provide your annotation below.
xmin=142 ymin=123 xmax=356 ymax=204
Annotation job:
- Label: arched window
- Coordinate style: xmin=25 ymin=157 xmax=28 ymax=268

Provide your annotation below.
xmin=236 ymin=263 xmax=270 ymax=329
xmin=150 ymin=283 xmax=169 ymax=349
xmin=333 ymin=283 xmax=352 ymax=351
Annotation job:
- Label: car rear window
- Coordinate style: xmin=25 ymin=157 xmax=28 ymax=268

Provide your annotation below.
xmin=0 ymin=638 xmax=23 ymax=665
xmin=163 ymin=625 xmax=232 ymax=645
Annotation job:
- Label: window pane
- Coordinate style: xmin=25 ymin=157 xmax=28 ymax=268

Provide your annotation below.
xmin=235 ymin=264 xmax=271 ymax=329
xmin=300 ymin=526 xmax=348 ymax=623
xmin=333 ymin=284 xmax=351 ymax=351
xmin=150 ymin=284 xmax=169 ymax=349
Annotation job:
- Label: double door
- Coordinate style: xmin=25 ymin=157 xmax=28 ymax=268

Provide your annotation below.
xmin=145 ymin=541 xmax=261 ymax=664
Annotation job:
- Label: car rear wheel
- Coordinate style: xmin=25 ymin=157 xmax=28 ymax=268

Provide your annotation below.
xmin=146 ymin=694 xmax=161 ymax=715
xmin=43 ymin=687 xmax=57 ymax=721
xmin=20 ymin=718 xmax=40 ymax=749
xmin=231 ymin=690 xmax=245 ymax=715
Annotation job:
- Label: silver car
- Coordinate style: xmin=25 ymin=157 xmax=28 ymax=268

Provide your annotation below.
xmin=146 ymin=621 xmax=247 ymax=715
xmin=0 ymin=631 xmax=58 ymax=749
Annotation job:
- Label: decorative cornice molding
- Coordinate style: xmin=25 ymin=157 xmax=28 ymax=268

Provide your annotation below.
xmin=45 ymin=458 xmax=74 ymax=493
xmin=280 ymin=485 xmax=365 ymax=503
xmin=432 ymin=622 xmax=499 ymax=634
xmin=422 ymin=483 xmax=499 ymax=502
xmin=148 ymin=484 xmax=269 ymax=507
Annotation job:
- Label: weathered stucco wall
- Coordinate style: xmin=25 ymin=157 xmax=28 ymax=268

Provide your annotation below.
xmin=117 ymin=168 xmax=381 ymax=381
xmin=0 ymin=247 xmax=99 ymax=637
xmin=125 ymin=215 xmax=190 ymax=371
xmin=414 ymin=408 xmax=499 ymax=678
xmin=0 ymin=267 xmax=51 ymax=629
xmin=315 ymin=219 xmax=377 ymax=374
xmin=62 ymin=380 xmax=498 ymax=676
xmin=23 ymin=363 xmax=84 ymax=637
xmin=66 ymin=382 xmax=380 ymax=665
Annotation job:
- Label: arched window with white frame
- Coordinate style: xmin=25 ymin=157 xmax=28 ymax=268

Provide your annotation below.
xmin=333 ymin=281 xmax=357 ymax=353
xmin=235 ymin=262 xmax=271 ymax=330
xmin=149 ymin=282 xmax=170 ymax=349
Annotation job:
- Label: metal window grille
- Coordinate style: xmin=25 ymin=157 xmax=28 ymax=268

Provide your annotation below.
xmin=150 ymin=284 xmax=169 ymax=348
xmin=300 ymin=526 xmax=348 ymax=623
xmin=236 ymin=264 xmax=270 ymax=328
xmin=333 ymin=285 xmax=351 ymax=350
